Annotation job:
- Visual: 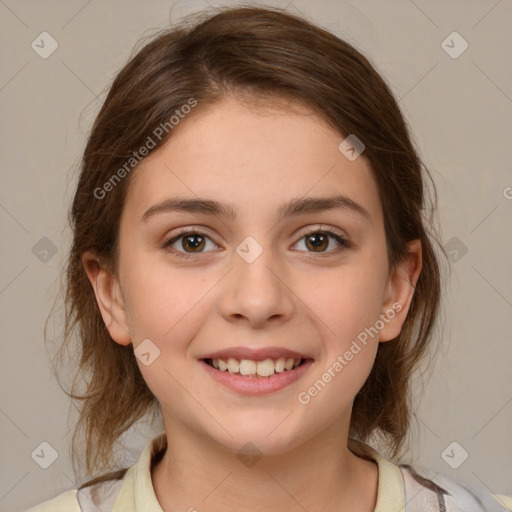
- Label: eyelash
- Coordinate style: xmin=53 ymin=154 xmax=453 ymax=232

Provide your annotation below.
xmin=162 ymin=226 xmax=351 ymax=259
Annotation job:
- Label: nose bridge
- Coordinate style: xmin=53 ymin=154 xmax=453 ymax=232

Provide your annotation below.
xmin=220 ymin=234 xmax=294 ymax=325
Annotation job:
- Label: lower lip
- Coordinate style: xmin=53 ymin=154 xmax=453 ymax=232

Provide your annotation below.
xmin=199 ymin=359 xmax=314 ymax=396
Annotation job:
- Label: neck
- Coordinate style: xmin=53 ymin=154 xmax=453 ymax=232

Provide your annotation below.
xmin=151 ymin=415 xmax=379 ymax=512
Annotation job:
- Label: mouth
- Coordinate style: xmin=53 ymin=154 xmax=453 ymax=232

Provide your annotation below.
xmin=198 ymin=355 xmax=314 ymax=395
xmin=202 ymin=356 xmax=310 ymax=378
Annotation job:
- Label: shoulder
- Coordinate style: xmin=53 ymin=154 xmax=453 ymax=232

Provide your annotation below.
xmin=23 ymin=432 xmax=164 ymax=512
xmin=493 ymin=494 xmax=512 ymax=510
xmin=24 ymin=489 xmax=80 ymax=512
xmin=342 ymin=438 xmax=512 ymax=512
xmin=24 ymin=477 xmax=126 ymax=512
xmin=494 ymin=495 xmax=512 ymax=510
xmin=399 ymin=463 xmax=512 ymax=511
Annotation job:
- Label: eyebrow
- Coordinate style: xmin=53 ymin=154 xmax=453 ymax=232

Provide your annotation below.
xmin=141 ymin=194 xmax=372 ymax=224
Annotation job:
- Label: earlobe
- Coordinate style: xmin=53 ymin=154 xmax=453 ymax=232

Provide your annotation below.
xmin=81 ymin=251 xmax=132 ymax=346
xmin=379 ymin=239 xmax=422 ymax=342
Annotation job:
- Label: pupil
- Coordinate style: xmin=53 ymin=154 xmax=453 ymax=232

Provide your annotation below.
xmin=307 ymin=233 xmax=327 ymax=251
xmin=184 ymin=234 xmax=204 ymax=252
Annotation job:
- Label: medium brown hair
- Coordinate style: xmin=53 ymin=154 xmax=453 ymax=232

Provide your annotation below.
xmin=48 ymin=4 xmax=447 ymax=485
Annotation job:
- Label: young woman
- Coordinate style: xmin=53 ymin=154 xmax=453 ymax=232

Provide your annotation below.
xmin=27 ymin=5 xmax=511 ymax=512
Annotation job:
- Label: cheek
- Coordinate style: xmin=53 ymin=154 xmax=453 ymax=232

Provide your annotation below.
xmin=295 ymin=266 xmax=385 ymax=411
xmin=121 ymin=254 xmax=210 ymax=344
xmin=305 ymin=260 xmax=387 ymax=347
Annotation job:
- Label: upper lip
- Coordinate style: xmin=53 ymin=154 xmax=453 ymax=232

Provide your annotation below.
xmin=200 ymin=347 xmax=313 ymax=361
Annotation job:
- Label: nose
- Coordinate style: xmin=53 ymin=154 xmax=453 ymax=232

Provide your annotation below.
xmin=219 ymin=240 xmax=295 ymax=329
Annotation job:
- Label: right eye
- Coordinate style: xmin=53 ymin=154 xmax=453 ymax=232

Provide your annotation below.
xmin=163 ymin=229 xmax=219 ymax=258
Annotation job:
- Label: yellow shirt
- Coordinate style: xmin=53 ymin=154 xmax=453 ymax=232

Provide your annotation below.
xmin=26 ymin=431 xmax=512 ymax=511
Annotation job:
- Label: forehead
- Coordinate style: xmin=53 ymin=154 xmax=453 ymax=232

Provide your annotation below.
xmin=123 ymin=96 xmax=382 ymax=226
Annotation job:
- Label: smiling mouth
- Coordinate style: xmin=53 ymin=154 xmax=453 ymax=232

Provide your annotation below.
xmin=202 ymin=357 xmax=309 ymax=378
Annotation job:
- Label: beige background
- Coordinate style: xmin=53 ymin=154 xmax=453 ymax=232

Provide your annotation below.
xmin=1 ymin=0 xmax=511 ymax=510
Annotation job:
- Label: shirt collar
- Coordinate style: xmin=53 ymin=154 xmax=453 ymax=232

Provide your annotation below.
xmin=112 ymin=431 xmax=166 ymax=512
xmin=112 ymin=431 xmax=405 ymax=512
xmin=349 ymin=438 xmax=406 ymax=511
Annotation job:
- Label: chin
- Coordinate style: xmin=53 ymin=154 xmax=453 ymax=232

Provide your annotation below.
xmin=207 ymin=421 xmax=307 ymax=458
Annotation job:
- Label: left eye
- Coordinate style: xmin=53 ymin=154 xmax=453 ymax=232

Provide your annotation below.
xmin=293 ymin=230 xmax=349 ymax=253
xmin=164 ymin=229 xmax=349 ymax=258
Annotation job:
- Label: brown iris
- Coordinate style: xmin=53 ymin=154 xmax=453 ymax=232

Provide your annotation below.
xmin=181 ymin=233 xmax=206 ymax=253
xmin=305 ymin=232 xmax=329 ymax=252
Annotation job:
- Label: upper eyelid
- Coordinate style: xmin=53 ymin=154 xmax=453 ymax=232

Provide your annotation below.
xmin=165 ymin=224 xmax=347 ymax=240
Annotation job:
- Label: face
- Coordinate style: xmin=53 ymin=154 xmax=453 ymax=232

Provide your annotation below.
xmin=84 ymin=96 xmax=420 ymax=456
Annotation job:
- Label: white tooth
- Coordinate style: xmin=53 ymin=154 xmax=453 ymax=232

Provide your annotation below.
xmin=216 ymin=357 xmax=302 ymax=375
xmin=239 ymin=359 xmax=257 ymax=376
xmin=257 ymin=359 xmax=275 ymax=377
xmin=285 ymin=358 xmax=295 ymax=370
xmin=227 ymin=358 xmax=240 ymax=374
xmin=274 ymin=357 xmax=286 ymax=373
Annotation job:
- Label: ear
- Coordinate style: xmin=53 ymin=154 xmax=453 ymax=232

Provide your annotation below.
xmin=81 ymin=251 xmax=131 ymax=346
xmin=379 ymin=239 xmax=422 ymax=342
